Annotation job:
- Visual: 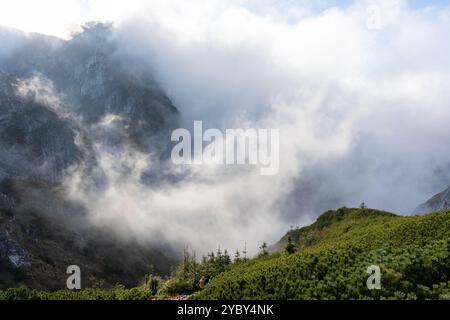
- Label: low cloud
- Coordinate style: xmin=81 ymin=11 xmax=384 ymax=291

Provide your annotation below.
xmin=4 ymin=0 xmax=450 ymax=255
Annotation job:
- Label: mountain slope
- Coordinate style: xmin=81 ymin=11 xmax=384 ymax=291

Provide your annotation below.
xmin=414 ymin=187 xmax=450 ymax=214
xmin=0 ymin=179 xmax=176 ymax=290
xmin=0 ymin=72 xmax=85 ymax=183
xmin=196 ymin=208 xmax=450 ymax=300
xmin=0 ymin=23 xmax=180 ymax=289
xmin=0 ymin=23 xmax=178 ymax=173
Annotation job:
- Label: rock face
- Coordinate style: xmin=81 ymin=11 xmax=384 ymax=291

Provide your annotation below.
xmin=0 ymin=180 xmax=175 ymax=290
xmin=0 ymin=23 xmax=178 ymax=183
xmin=0 ymin=23 xmax=179 ymax=289
xmin=0 ymin=73 xmax=84 ymax=183
xmin=414 ymin=187 xmax=450 ymax=214
xmin=0 ymin=230 xmax=29 ymax=270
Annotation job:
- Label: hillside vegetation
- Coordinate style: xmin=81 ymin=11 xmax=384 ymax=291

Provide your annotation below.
xmin=1 ymin=208 xmax=449 ymax=300
xmin=196 ymin=208 xmax=450 ymax=300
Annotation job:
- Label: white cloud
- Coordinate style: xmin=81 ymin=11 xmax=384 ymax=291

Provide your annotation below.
xmin=4 ymin=0 xmax=450 ymax=253
xmin=109 ymin=0 xmax=450 ymax=217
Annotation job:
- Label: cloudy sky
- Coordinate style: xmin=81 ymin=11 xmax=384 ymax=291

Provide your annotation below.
xmin=2 ymin=0 xmax=450 ymax=253
xmin=0 ymin=0 xmax=448 ymax=38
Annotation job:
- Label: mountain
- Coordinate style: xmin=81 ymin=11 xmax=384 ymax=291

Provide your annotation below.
xmin=0 ymin=23 xmax=180 ymax=289
xmin=0 ymin=23 xmax=178 ymax=176
xmin=0 ymin=72 xmax=85 ymax=183
xmin=196 ymin=207 xmax=450 ymax=299
xmin=414 ymin=187 xmax=450 ymax=214
xmin=0 ymin=179 xmax=177 ymax=290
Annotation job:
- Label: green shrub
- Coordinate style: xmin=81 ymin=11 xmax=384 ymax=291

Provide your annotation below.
xmin=196 ymin=209 xmax=450 ymax=300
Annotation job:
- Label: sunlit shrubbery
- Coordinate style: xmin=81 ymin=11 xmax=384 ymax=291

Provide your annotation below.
xmin=196 ymin=208 xmax=450 ymax=300
xmin=1 ymin=208 xmax=449 ymax=300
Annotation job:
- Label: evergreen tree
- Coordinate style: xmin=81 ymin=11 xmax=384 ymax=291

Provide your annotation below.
xmin=242 ymin=242 xmax=248 ymax=261
xmin=234 ymin=249 xmax=241 ymax=263
xmin=223 ymin=249 xmax=231 ymax=266
xmin=259 ymin=242 xmax=268 ymax=256
xmin=285 ymin=234 xmax=296 ymax=254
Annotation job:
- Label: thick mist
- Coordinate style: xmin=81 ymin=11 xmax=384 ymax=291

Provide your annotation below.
xmin=4 ymin=0 xmax=450 ymax=256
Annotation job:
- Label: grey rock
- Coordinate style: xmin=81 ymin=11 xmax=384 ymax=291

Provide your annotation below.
xmin=0 ymin=22 xmax=178 ymax=183
xmin=0 ymin=23 xmax=180 ymax=288
xmin=0 ymin=230 xmax=29 ymax=270
xmin=413 ymin=186 xmax=450 ymax=214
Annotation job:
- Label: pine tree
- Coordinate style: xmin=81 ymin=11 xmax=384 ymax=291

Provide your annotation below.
xmin=285 ymin=234 xmax=296 ymax=254
xmin=234 ymin=249 xmax=241 ymax=263
xmin=148 ymin=275 xmax=159 ymax=295
xmin=242 ymin=242 xmax=248 ymax=261
xmin=223 ymin=249 xmax=231 ymax=266
xmin=259 ymin=242 xmax=268 ymax=256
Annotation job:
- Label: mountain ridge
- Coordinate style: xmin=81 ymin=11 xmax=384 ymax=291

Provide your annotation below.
xmin=414 ymin=186 xmax=450 ymax=214
xmin=0 ymin=22 xmax=181 ymax=289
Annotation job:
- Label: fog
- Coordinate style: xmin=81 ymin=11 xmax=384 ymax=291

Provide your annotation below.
xmin=3 ymin=0 xmax=450 ymax=255
xmin=109 ymin=1 xmax=450 ymax=214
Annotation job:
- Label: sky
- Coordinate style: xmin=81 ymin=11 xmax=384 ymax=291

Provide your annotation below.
xmin=2 ymin=0 xmax=450 ymax=253
xmin=0 ymin=0 xmax=449 ymax=38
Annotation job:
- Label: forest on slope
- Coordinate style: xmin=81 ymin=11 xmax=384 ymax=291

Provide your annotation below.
xmin=1 ymin=207 xmax=449 ymax=300
xmin=196 ymin=208 xmax=450 ymax=299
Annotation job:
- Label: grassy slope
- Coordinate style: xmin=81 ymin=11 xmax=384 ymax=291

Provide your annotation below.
xmin=196 ymin=208 xmax=450 ymax=300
